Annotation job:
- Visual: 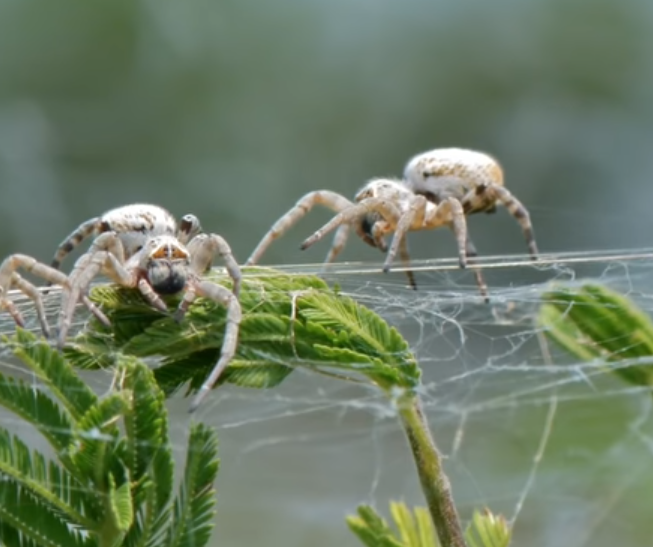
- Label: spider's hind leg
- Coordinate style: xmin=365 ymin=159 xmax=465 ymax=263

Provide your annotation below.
xmin=50 ymin=217 xmax=102 ymax=272
xmin=462 ymin=184 xmax=539 ymax=259
xmin=463 ymin=237 xmax=489 ymax=303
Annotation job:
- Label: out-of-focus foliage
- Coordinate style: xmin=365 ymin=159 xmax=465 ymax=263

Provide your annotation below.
xmin=540 ymin=283 xmax=653 ymax=387
xmin=347 ymin=502 xmax=511 ymax=547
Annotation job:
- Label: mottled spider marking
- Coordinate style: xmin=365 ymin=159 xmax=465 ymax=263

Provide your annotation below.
xmin=404 ymin=148 xmax=538 ymax=257
xmin=249 ymin=147 xmax=539 ymax=297
xmin=2 ymin=203 xmax=240 ymax=412
xmin=50 ymin=204 xmax=190 ymax=271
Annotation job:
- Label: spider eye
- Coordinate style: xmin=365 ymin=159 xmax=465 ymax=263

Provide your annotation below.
xmin=152 ymin=246 xmax=189 ymax=260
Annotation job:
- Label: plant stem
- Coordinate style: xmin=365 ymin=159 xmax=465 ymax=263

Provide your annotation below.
xmin=398 ymin=395 xmax=468 ymax=547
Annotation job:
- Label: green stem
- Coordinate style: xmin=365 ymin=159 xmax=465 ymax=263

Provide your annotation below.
xmin=398 ymin=395 xmax=467 ymax=547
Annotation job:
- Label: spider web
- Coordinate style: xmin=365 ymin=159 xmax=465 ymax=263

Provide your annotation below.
xmin=1 ymin=249 xmax=652 ymax=547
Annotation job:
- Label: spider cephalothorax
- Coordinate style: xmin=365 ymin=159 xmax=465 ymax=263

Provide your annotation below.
xmin=0 ymin=203 xmax=242 ymax=411
xmin=246 ymin=147 xmax=539 ymax=297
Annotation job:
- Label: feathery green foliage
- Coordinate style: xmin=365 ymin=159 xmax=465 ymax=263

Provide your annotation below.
xmin=0 ymin=330 xmax=219 ymax=547
xmin=347 ymin=503 xmax=511 ymax=547
xmin=539 ymin=283 xmax=653 ymax=387
xmin=67 ymin=268 xmax=420 ymax=398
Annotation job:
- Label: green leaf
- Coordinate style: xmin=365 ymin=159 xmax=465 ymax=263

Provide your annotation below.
xmin=0 ymin=428 xmax=99 ymax=529
xmin=0 ymin=367 xmax=74 ymax=455
xmin=70 ymin=393 xmax=128 ymax=489
xmin=390 ymin=502 xmax=423 ymax=547
xmin=78 ymin=269 xmax=419 ymax=403
xmin=464 ymin=510 xmax=511 ymax=547
xmin=0 ymin=478 xmax=93 ymax=547
xmin=165 ymin=423 xmax=219 ymax=547
xmin=346 ymin=505 xmax=404 ymax=547
xmin=0 ymin=332 xmax=221 ymax=547
xmin=6 ymin=329 xmax=97 ymax=419
xmin=348 ymin=503 xmax=511 ymax=547
xmin=108 ymin=471 xmax=134 ymax=534
xmin=540 ymin=284 xmax=653 ymax=386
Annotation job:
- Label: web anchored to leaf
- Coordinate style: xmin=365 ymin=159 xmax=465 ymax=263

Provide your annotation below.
xmin=62 ymin=268 xmax=479 ymax=546
xmin=68 ymin=269 xmax=421 ymax=398
xmin=2 ymin=252 xmax=653 ymax=547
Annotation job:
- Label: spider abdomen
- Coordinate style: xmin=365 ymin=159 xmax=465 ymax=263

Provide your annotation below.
xmin=101 ymin=204 xmax=178 ymax=258
xmin=403 ymin=148 xmax=505 ymax=202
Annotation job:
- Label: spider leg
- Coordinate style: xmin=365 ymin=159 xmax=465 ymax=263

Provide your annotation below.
xmin=0 ymin=254 xmax=75 ymax=338
xmin=246 ymin=190 xmax=355 ymax=265
xmin=185 ymin=279 xmax=242 ymax=412
xmin=419 ymin=197 xmax=468 ymax=269
xmin=58 ymin=232 xmax=147 ymax=348
xmin=81 ymin=294 xmax=111 ymax=327
xmin=9 ymin=273 xmax=50 ymax=336
xmin=324 ymin=224 xmax=351 ymax=265
xmin=186 ymin=233 xmax=242 ymax=298
xmin=300 ymin=198 xmax=401 ymax=251
xmin=463 ymin=237 xmax=489 ymax=302
xmin=398 ymin=237 xmax=417 ymax=290
xmin=462 ymin=184 xmax=539 ymax=258
xmin=50 ymin=217 xmax=102 ymax=271
xmin=383 ymin=195 xmax=427 ymax=274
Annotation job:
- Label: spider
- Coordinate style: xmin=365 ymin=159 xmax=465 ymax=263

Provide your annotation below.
xmin=246 ymin=147 xmax=539 ymax=297
xmin=0 ymin=204 xmax=242 ymax=412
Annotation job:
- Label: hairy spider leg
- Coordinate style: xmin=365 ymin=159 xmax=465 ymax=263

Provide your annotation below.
xmin=246 ymin=190 xmax=356 ymax=266
xmin=461 ymin=184 xmax=539 ymax=258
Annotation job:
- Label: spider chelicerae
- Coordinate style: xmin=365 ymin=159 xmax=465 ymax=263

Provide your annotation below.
xmin=0 ymin=203 xmax=242 ymax=412
xmin=246 ymin=147 xmax=539 ymax=298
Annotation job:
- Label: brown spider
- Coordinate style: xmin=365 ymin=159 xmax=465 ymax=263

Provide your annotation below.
xmin=246 ymin=147 xmax=538 ymax=298
xmin=0 ymin=204 xmax=242 ymax=411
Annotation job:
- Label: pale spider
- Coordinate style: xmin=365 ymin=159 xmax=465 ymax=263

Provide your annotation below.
xmin=246 ymin=148 xmax=539 ymax=297
xmin=0 ymin=204 xmax=242 ymax=412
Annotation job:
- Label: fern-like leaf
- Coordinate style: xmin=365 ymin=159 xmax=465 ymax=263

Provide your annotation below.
xmin=0 ymin=478 xmax=93 ymax=547
xmin=79 ymin=269 xmax=419 ymax=401
xmin=164 ymin=423 xmax=219 ymax=547
xmin=464 ymin=510 xmax=511 ymax=547
xmin=7 ymin=329 xmax=97 ymax=419
xmin=540 ymin=284 xmax=653 ymax=386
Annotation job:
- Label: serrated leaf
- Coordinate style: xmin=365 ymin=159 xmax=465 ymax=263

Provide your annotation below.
xmin=540 ymin=284 xmax=653 ymax=387
xmin=164 ymin=423 xmax=219 ymax=547
xmin=108 ymin=472 xmax=134 ymax=533
xmin=0 ymin=369 xmax=74 ymax=454
xmin=120 ymin=358 xmax=174 ymax=517
xmin=6 ymin=329 xmax=97 ymax=419
xmin=0 ymin=479 xmax=93 ymax=547
xmin=464 ymin=509 xmax=511 ymax=547
xmin=346 ymin=505 xmax=404 ymax=547
xmin=0 ymin=428 xmax=99 ymax=529
xmin=71 ymin=394 xmax=128 ymax=488
xmin=81 ymin=269 xmax=419 ymax=404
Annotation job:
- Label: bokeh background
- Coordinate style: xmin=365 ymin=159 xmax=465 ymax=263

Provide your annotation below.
xmin=1 ymin=0 xmax=653 ymax=546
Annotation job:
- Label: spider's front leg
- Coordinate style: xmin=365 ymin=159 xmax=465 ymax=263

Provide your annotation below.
xmin=246 ymin=190 xmax=356 ymax=266
xmin=179 ymin=277 xmax=242 ymax=412
xmin=300 ymin=198 xmax=402 ymax=252
xmin=173 ymin=233 xmax=242 ymax=322
xmin=58 ymin=232 xmax=165 ymax=349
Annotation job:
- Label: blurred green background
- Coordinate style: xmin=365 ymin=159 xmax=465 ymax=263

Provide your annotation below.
xmin=1 ymin=0 xmax=653 ymax=546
